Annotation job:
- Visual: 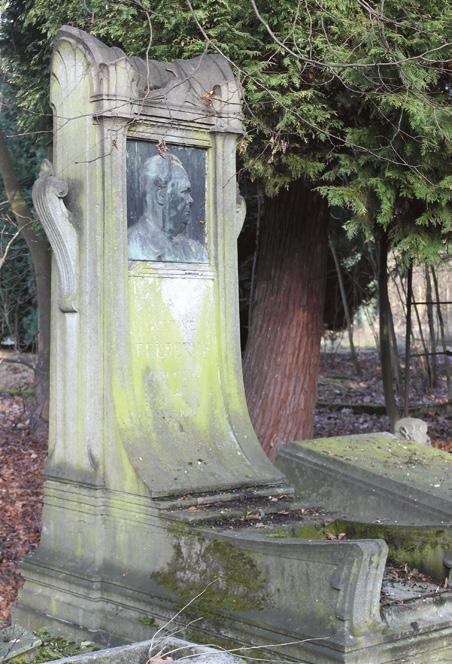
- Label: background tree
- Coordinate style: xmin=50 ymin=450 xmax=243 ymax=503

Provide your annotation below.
xmin=0 ymin=80 xmax=50 ymax=428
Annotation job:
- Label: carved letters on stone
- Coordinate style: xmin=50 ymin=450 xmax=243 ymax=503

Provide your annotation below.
xmin=32 ymin=160 xmax=79 ymax=313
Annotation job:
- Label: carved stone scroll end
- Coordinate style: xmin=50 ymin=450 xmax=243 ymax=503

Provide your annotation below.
xmin=32 ymin=160 xmax=79 ymax=313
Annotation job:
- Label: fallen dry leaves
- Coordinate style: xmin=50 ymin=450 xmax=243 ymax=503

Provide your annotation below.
xmin=315 ymin=351 xmax=451 ymax=452
xmin=325 ymin=532 xmax=346 ymax=541
xmin=0 ymin=394 xmax=46 ymax=626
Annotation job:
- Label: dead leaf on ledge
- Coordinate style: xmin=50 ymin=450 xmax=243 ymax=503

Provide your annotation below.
xmin=156 ymin=138 xmax=168 ymax=157
xmin=245 ymin=512 xmax=261 ymax=520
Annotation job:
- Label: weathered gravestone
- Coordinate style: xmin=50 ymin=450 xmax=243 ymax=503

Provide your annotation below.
xmin=16 ymin=26 xmax=452 ymax=663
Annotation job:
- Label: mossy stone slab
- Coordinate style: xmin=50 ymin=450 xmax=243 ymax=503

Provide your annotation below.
xmin=277 ymin=433 xmax=452 ymax=525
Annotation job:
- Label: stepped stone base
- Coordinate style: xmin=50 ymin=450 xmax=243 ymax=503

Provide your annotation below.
xmin=16 ymin=477 xmax=452 ymax=664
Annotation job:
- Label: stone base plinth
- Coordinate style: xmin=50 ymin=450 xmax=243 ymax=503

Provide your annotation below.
xmin=16 ymin=477 xmax=452 ymax=663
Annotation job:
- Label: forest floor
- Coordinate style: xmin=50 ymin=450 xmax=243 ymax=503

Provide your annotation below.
xmin=314 ymin=349 xmax=451 ymax=452
xmin=0 ymin=349 xmax=450 ymax=625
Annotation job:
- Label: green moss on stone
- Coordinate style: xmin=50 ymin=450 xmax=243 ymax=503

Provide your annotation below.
xmin=10 ymin=630 xmax=101 ymax=663
xmin=0 ymin=386 xmax=34 ymax=398
xmin=297 ymin=434 xmax=452 ymax=495
xmin=266 ymin=523 xmax=326 ymax=540
xmin=333 ymin=521 xmax=451 ymax=582
xmin=266 ymin=518 xmax=451 ymax=582
xmin=152 ymin=534 xmax=266 ymax=615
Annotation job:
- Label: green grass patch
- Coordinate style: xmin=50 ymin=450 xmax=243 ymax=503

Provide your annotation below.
xmin=11 ymin=629 xmax=102 ymax=663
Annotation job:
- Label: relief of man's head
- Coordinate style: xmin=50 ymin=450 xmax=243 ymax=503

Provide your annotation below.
xmin=141 ymin=153 xmax=193 ymax=238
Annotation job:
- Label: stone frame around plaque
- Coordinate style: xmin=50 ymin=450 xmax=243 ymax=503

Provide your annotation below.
xmin=126 ymin=130 xmax=210 ymax=265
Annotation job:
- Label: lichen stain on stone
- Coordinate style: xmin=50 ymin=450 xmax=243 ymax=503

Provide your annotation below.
xmin=266 ymin=519 xmax=451 ymax=582
xmin=160 ymin=277 xmax=209 ymax=345
xmin=124 ymin=271 xmax=232 ymax=444
xmin=266 ymin=523 xmax=326 ymax=540
xmin=108 ymin=265 xmax=259 ymax=493
xmin=152 ymin=533 xmax=267 ymax=614
xmin=299 ymin=434 xmax=452 ymax=485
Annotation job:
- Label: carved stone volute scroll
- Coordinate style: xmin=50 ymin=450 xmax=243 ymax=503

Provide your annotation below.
xmin=32 ymin=160 xmax=79 ymax=312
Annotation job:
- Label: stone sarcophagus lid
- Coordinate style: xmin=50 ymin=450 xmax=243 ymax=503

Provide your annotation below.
xmin=17 ymin=26 xmax=452 ymax=664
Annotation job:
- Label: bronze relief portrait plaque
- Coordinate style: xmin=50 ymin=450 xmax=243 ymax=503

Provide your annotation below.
xmin=127 ymin=140 xmax=208 ymax=263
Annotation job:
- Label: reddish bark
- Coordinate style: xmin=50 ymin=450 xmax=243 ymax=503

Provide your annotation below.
xmin=243 ymin=180 xmax=329 ymax=459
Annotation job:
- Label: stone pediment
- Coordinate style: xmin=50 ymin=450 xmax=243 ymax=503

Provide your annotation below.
xmin=54 ymin=25 xmax=243 ymax=129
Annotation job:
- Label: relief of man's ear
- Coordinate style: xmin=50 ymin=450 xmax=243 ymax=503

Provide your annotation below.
xmin=156 ymin=185 xmax=167 ymax=206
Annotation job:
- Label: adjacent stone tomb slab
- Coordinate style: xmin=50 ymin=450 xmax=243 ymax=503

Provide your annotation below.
xmin=277 ymin=432 xmax=452 ymax=525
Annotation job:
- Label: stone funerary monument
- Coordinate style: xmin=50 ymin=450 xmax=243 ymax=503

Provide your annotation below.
xmin=17 ymin=26 xmax=452 ymax=663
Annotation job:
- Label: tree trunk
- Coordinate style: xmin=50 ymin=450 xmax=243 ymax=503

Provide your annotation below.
xmin=0 ymin=128 xmax=51 ymax=430
xmin=396 ymin=263 xmax=431 ymax=387
xmin=329 ymin=239 xmax=361 ymax=377
xmin=425 ymin=266 xmax=438 ymax=388
xmin=431 ymin=266 xmax=451 ymax=399
xmin=388 ymin=300 xmax=401 ymax=397
xmin=403 ymin=262 xmax=413 ymax=416
xmin=243 ymin=180 xmax=329 ymax=459
xmin=376 ymin=228 xmax=398 ymax=429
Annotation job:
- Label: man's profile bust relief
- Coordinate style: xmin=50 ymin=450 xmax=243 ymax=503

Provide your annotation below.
xmin=128 ymin=151 xmax=208 ymax=263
